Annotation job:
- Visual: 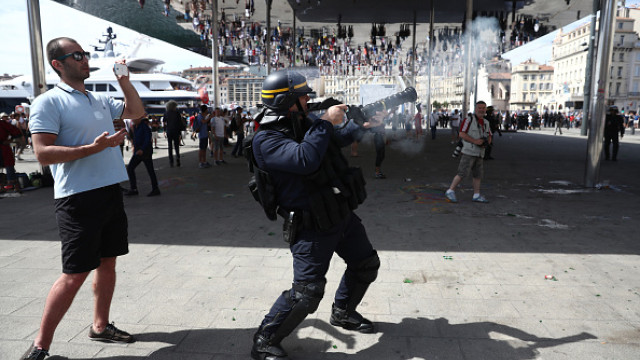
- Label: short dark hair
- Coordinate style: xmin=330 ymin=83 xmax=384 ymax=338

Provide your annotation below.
xmin=200 ymin=104 xmax=209 ymax=112
xmin=46 ymin=37 xmax=79 ymax=75
xmin=475 ymin=100 xmax=486 ymax=106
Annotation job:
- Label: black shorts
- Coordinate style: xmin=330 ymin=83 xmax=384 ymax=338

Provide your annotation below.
xmin=54 ymin=184 xmax=129 ymax=274
xmin=199 ymin=137 xmax=208 ymax=150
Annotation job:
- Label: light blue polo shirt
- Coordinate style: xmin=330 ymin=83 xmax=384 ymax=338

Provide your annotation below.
xmin=29 ymin=82 xmax=127 ymax=199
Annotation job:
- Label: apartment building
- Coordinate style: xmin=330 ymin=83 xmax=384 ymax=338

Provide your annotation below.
xmin=509 ymin=59 xmax=554 ymax=112
xmin=551 ymin=7 xmax=640 ymax=113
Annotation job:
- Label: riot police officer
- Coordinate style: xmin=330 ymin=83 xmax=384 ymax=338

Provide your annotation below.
xmin=604 ymin=105 xmax=625 ymax=161
xmin=248 ymin=70 xmax=382 ymax=359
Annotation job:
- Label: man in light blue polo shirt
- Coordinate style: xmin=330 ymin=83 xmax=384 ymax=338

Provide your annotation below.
xmin=23 ymin=36 xmax=144 ymax=360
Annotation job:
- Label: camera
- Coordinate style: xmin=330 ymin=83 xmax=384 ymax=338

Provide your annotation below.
xmin=452 ymin=140 xmax=463 ymax=158
xmin=480 ymin=137 xmax=489 ymax=148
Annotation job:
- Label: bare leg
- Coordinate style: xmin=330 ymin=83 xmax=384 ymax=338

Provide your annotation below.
xmin=34 ymin=272 xmax=90 ymax=349
xmin=449 ymin=175 xmax=463 ymax=191
xmin=472 ymin=177 xmax=481 ymax=195
xmin=92 ymin=257 xmax=117 ymax=333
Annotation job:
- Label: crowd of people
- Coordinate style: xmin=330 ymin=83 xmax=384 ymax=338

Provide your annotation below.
xmin=168 ymin=0 xmax=552 ymax=77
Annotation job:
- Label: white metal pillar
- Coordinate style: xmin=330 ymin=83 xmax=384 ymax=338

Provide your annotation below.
xmin=27 ymin=0 xmax=47 ymax=100
xmin=211 ymin=0 xmax=220 ymax=107
xmin=584 ymin=0 xmax=617 ymax=187
xmin=462 ymin=0 xmax=473 ymax=118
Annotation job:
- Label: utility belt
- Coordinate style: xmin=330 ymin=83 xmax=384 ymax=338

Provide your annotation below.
xmin=280 ymin=193 xmax=352 ymax=244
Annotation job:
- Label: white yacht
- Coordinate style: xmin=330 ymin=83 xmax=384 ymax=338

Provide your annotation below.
xmin=0 ymin=28 xmax=205 ymax=115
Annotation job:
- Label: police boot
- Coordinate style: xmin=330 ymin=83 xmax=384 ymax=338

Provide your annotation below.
xmin=251 ymin=331 xmax=290 ymax=360
xmin=329 ymin=303 xmax=375 ymax=333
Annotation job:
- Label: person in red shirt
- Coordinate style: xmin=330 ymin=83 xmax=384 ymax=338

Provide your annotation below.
xmin=0 ymin=112 xmax=24 ymax=191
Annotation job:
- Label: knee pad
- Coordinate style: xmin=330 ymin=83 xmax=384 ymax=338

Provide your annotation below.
xmin=265 ymin=280 xmax=327 ymax=344
xmin=351 ymin=251 xmax=380 ymax=284
xmin=291 ymin=280 xmax=326 ymax=314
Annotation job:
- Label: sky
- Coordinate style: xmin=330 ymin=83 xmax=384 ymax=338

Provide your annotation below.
xmin=0 ymin=0 xmax=216 ymax=78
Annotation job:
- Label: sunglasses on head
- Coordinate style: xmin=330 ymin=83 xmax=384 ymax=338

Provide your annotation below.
xmin=55 ymin=51 xmax=90 ymax=62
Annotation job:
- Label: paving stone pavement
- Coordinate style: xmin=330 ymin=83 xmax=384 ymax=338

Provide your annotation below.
xmin=2 ymin=126 xmax=640 ymax=359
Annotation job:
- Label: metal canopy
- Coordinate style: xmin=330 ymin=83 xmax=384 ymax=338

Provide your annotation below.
xmin=287 ymin=0 xmax=519 ymax=24
xmin=286 ymin=0 xmax=593 ymax=29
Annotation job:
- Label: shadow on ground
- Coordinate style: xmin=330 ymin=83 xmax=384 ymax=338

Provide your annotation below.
xmin=47 ymin=317 xmax=596 ymax=360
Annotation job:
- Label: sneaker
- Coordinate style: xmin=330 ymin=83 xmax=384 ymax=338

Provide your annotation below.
xmin=330 ymin=303 xmax=375 ymax=333
xmin=21 ymin=344 xmax=49 ymax=360
xmin=147 ymin=189 xmax=161 ymax=197
xmin=88 ymin=323 xmax=134 ymax=343
xmin=374 ymin=171 xmax=386 ymax=179
xmin=123 ymin=189 xmax=139 ymax=196
xmin=445 ymin=189 xmax=457 ymax=203
xmin=472 ymin=195 xmax=489 ymax=203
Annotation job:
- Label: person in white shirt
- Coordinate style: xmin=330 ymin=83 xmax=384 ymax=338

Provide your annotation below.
xmin=211 ymin=108 xmax=227 ymax=165
xmin=429 ymin=109 xmax=439 ymax=140
xmin=450 ymin=109 xmax=460 ymax=144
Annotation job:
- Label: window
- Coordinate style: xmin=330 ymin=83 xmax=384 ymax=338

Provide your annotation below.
xmin=523 ymin=83 xmax=527 ymax=91
xmin=618 ymin=67 xmax=623 ymax=77
xmin=616 ymin=83 xmax=621 ymax=95
xmin=530 ymin=83 xmax=536 ymax=90
xmin=523 ymin=75 xmax=528 ymax=80
xmin=531 ymin=75 xmax=536 ymax=81
xmin=618 ymin=22 xmax=623 ymax=30
xmin=95 ymin=84 xmax=107 ymax=92
xmin=635 ymin=65 xmax=640 ymax=77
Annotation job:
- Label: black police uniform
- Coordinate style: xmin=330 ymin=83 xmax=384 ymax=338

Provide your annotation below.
xmin=604 ymin=108 xmax=624 ymax=161
xmin=250 ymin=70 xmax=379 ymax=360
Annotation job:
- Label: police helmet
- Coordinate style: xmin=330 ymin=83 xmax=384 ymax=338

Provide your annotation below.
xmin=261 ymin=70 xmax=313 ymax=113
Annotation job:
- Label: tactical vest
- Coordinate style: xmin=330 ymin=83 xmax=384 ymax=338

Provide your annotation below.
xmin=244 ymin=116 xmax=367 ymax=231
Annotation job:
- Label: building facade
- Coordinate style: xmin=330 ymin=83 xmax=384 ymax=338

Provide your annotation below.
xmin=551 ymin=7 xmax=640 ymax=113
xmin=510 ymin=59 xmax=554 ymax=112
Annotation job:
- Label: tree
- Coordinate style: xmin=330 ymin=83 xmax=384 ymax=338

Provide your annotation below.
xmin=432 ymin=101 xmax=441 ymax=110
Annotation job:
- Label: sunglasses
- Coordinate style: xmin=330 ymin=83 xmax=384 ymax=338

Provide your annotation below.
xmin=55 ymin=51 xmax=90 ymax=62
